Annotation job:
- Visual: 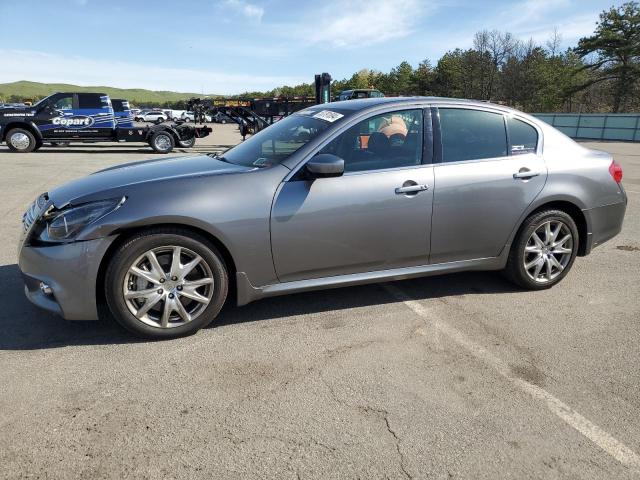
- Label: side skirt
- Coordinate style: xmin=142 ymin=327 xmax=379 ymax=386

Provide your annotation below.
xmin=236 ymin=256 xmax=507 ymax=306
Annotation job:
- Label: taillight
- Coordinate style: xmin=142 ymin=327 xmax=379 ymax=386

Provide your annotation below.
xmin=609 ymin=160 xmax=623 ymax=183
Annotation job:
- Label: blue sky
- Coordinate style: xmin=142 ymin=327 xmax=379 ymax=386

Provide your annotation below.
xmin=0 ymin=0 xmax=618 ymax=94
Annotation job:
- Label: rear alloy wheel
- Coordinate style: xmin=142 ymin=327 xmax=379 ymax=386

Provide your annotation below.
xmin=506 ymin=209 xmax=578 ymax=289
xmin=6 ymin=128 xmax=36 ymax=153
xmin=105 ymin=230 xmax=228 ymax=339
xmin=150 ymin=131 xmax=175 ymax=153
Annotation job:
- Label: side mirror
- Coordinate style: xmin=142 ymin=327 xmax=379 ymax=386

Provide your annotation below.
xmin=306 ymin=153 xmax=344 ymax=178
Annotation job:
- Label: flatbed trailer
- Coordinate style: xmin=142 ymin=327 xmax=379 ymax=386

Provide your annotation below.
xmin=0 ymin=92 xmax=211 ymax=154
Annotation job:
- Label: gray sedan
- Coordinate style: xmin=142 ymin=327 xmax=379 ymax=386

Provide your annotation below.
xmin=18 ymin=98 xmax=627 ymax=339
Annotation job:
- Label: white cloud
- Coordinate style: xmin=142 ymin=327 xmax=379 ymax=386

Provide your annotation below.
xmin=0 ymin=49 xmax=305 ymax=95
xmin=504 ymin=0 xmax=571 ymax=28
xmin=304 ymin=0 xmax=427 ymax=48
xmin=498 ymin=0 xmax=597 ymax=41
xmin=224 ymin=0 xmax=264 ymax=22
xmin=522 ymin=13 xmax=597 ymax=44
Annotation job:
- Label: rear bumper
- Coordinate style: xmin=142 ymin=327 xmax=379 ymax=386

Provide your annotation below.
xmin=18 ymin=237 xmax=116 ymax=320
xmin=583 ymin=200 xmax=627 ymax=254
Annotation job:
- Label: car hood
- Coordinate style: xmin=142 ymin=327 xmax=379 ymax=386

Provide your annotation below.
xmin=48 ymin=155 xmax=251 ymax=207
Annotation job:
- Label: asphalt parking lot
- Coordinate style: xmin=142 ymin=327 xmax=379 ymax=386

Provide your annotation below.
xmin=1 ymin=128 xmax=639 ymax=479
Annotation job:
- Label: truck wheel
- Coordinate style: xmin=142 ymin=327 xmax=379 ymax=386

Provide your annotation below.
xmin=150 ymin=131 xmax=175 ymax=153
xmin=6 ymin=128 xmax=37 ymax=153
xmin=178 ymin=137 xmax=196 ymax=148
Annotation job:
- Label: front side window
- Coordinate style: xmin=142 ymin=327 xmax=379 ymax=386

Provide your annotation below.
xmin=508 ymin=117 xmax=538 ymax=155
xmin=439 ymin=108 xmax=507 ymax=162
xmin=219 ymin=113 xmax=334 ymax=168
xmin=52 ymin=95 xmax=73 ymax=110
xmin=319 ymin=109 xmax=423 ymax=173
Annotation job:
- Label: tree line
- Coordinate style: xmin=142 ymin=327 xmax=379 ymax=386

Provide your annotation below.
xmin=241 ymin=2 xmax=640 ymax=113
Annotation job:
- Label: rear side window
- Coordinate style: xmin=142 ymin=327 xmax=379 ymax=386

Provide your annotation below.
xmin=78 ymin=94 xmax=105 ymax=109
xmin=508 ymin=117 xmax=538 ymax=155
xmin=111 ymin=100 xmax=124 ymax=112
xmin=439 ymin=108 xmax=507 ymax=162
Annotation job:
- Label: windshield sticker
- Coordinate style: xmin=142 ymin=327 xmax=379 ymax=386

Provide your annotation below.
xmin=312 ymin=110 xmax=344 ymax=123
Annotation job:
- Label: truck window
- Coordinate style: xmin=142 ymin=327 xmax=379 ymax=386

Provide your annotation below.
xmin=78 ymin=94 xmax=105 ymax=109
xmin=52 ymin=95 xmax=73 ymax=110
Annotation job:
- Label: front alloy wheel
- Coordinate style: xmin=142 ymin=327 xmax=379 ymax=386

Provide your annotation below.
xmin=105 ymin=229 xmax=228 ymax=338
xmin=124 ymin=246 xmax=214 ymax=328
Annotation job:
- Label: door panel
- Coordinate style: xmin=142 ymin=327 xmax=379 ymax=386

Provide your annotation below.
xmin=74 ymin=94 xmax=115 ymax=138
xmin=271 ymin=167 xmax=434 ymax=282
xmin=34 ymin=93 xmax=74 ymax=140
xmin=430 ymin=154 xmax=546 ymax=264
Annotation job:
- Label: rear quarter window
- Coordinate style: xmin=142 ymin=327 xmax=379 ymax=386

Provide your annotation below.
xmin=508 ymin=117 xmax=538 ymax=155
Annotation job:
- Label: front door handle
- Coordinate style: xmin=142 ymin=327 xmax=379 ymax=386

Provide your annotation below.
xmin=395 ymin=184 xmax=429 ymax=194
xmin=513 ymin=169 xmax=541 ymax=179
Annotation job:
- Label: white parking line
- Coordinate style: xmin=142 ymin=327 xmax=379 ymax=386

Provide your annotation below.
xmin=383 ymin=283 xmax=640 ymax=473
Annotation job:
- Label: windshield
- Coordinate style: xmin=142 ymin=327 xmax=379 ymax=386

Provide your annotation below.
xmin=32 ymin=94 xmax=55 ymax=109
xmin=217 ymin=113 xmax=334 ymax=168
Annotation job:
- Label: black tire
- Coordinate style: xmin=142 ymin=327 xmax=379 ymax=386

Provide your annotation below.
xmin=178 ymin=137 xmax=196 ymax=148
xmin=155 ymin=118 xmax=164 ymax=124
xmin=6 ymin=128 xmax=36 ymax=153
xmin=134 ymin=117 xmax=142 ymax=122
xmin=183 ymin=117 xmax=191 ymax=122
xmin=104 ymin=228 xmax=229 ymax=339
xmin=149 ymin=130 xmax=175 ymax=153
xmin=505 ymin=209 xmax=579 ymax=290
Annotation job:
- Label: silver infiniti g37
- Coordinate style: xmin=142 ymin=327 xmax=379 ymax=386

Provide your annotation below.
xmin=18 ymin=97 xmax=627 ymax=339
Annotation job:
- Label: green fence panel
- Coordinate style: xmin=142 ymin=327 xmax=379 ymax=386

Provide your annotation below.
xmin=533 ymin=113 xmax=640 ymax=142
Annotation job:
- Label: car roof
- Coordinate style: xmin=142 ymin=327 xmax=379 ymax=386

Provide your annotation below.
xmin=313 ymin=96 xmax=532 ymax=117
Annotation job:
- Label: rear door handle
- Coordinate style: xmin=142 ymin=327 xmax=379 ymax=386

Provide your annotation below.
xmin=395 ymin=184 xmax=429 ymax=194
xmin=513 ymin=170 xmax=541 ymax=179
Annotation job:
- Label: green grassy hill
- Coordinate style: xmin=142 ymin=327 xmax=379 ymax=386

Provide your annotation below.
xmin=0 ymin=80 xmax=218 ymax=105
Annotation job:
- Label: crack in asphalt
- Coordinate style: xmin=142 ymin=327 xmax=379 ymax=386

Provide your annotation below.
xmin=319 ymin=374 xmax=412 ymax=479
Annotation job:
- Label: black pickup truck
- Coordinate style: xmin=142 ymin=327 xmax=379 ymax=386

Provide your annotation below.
xmin=0 ymin=92 xmax=211 ymax=153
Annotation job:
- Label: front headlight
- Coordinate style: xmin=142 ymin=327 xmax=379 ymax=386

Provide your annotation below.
xmin=39 ymin=197 xmax=125 ymax=242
